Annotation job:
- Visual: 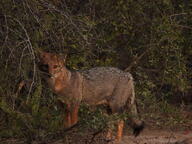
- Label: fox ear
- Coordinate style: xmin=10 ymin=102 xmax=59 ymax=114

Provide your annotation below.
xmin=36 ymin=49 xmax=46 ymax=57
xmin=63 ymin=54 xmax=67 ymax=64
xmin=57 ymin=54 xmax=67 ymax=64
xmin=36 ymin=49 xmax=43 ymax=55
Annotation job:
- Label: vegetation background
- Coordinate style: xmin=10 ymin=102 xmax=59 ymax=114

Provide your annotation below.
xmin=0 ymin=0 xmax=192 ymax=143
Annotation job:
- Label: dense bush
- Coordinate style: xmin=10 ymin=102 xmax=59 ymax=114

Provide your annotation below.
xmin=0 ymin=0 xmax=192 ymax=141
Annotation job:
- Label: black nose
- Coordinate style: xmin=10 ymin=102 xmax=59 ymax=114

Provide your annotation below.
xmin=38 ymin=64 xmax=49 ymax=73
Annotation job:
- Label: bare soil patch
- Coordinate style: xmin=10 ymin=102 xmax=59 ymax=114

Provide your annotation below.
xmin=120 ymin=129 xmax=192 ymax=144
xmin=1 ymin=128 xmax=192 ymax=144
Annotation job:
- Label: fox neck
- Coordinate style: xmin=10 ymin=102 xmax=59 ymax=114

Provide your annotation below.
xmin=48 ymin=67 xmax=71 ymax=93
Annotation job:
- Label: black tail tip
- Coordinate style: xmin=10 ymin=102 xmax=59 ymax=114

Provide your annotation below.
xmin=133 ymin=121 xmax=145 ymax=137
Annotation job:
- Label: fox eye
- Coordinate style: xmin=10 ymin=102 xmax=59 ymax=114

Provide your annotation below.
xmin=53 ymin=65 xmax=58 ymax=69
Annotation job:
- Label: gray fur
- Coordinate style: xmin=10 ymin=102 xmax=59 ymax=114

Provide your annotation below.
xmin=39 ymin=52 xmax=144 ymax=136
xmin=52 ymin=66 xmax=143 ymax=128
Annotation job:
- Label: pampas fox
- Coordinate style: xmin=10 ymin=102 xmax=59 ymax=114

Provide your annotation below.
xmin=38 ymin=51 xmax=144 ymax=142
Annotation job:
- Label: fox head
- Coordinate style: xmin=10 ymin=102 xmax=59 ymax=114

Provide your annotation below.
xmin=38 ymin=51 xmax=66 ymax=77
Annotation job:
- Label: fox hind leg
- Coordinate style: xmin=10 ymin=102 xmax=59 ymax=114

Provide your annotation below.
xmin=108 ymin=101 xmax=126 ymax=142
xmin=116 ymin=120 xmax=124 ymax=142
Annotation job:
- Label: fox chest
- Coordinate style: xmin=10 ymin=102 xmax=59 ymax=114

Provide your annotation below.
xmin=47 ymin=78 xmax=56 ymax=91
xmin=47 ymin=77 xmax=83 ymax=104
xmin=47 ymin=78 xmax=63 ymax=93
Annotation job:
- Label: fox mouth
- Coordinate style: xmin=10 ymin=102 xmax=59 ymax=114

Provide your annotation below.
xmin=38 ymin=64 xmax=48 ymax=72
xmin=38 ymin=64 xmax=51 ymax=78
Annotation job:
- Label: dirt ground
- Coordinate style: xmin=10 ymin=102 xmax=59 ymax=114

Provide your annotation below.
xmin=120 ymin=129 xmax=192 ymax=144
xmin=49 ymin=128 xmax=192 ymax=144
xmin=1 ymin=128 xmax=192 ymax=144
xmin=43 ymin=128 xmax=192 ymax=144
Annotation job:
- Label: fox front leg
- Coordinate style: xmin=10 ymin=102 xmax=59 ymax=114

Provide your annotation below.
xmin=64 ymin=104 xmax=79 ymax=128
xmin=71 ymin=104 xmax=79 ymax=126
xmin=64 ymin=104 xmax=72 ymax=128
